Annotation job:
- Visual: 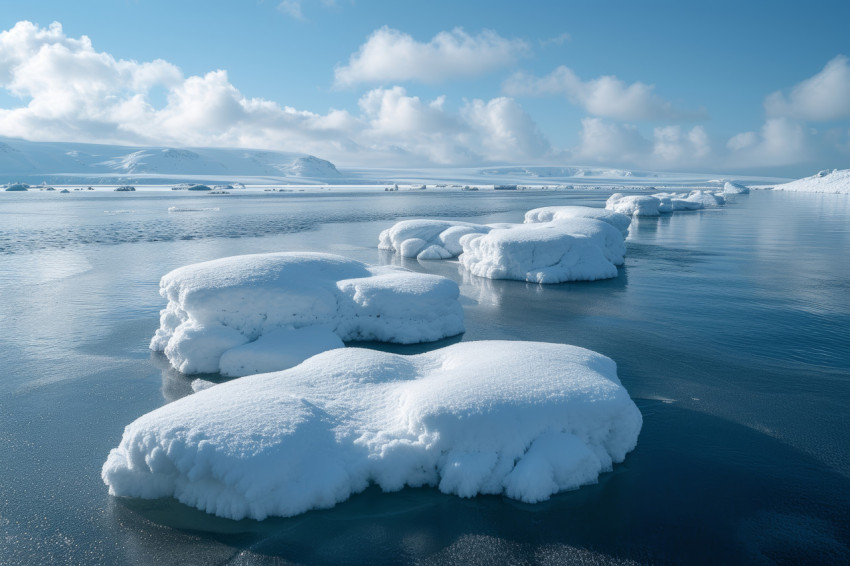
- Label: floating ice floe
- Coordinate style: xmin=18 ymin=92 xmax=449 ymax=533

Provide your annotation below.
xmin=723 ymin=181 xmax=751 ymax=194
xmin=605 ymin=194 xmax=663 ymax=216
xmin=459 ymin=219 xmax=626 ymax=284
xmin=150 ymin=252 xmax=463 ymax=375
xmin=523 ymin=206 xmax=632 ymax=237
xmin=771 ymin=169 xmax=850 ymax=194
xmin=102 ymin=340 xmax=642 ymax=520
xmin=378 ymin=219 xmax=492 ymax=260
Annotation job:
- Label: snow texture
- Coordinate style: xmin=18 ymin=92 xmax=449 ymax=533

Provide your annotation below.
xmin=605 ymin=194 xmax=663 ymax=216
xmin=606 ymin=191 xmax=726 ymax=216
xmin=378 ymin=219 xmax=492 ymax=259
xmin=523 ymin=206 xmax=632 ymax=237
xmin=150 ymin=252 xmax=463 ymax=375
xmin=103 ymin=341 xmax=642 ymax=520
xmin=459 ymin=219 xmax=625 ymax=283
xmin=723 ymin=181 xmax=751 ymax=194
xmin=771 ymin=169 xmax=850 ymax=194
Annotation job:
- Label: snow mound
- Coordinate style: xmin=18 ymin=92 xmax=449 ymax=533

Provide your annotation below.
xmin=682 ymin=190 xmax=725 ymax=208
xmin=523 ymin=206 xmax=632 ymax=237
xmin=379 ymin=219 xmax=492 ymax=260
xmin=150 ymin=252 xmax=463 ymax=375
xmin=723 ymin=181 xmax=750 ymax=194
xmin=772 ymin=169 xmax=850 ymax=194
xmin=102 ymin=341 xmax=642 ymax=520
xmin=459 ymin=219 xmax=625 ymax=284
xmin=605 ymin=194 xmax=662 ymax=216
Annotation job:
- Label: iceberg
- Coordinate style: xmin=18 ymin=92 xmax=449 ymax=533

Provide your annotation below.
xmin=102 ymin=341 xmax=642 ymax=520
xmin=523 ymin=206 xmax=632 ymax=237
xmin=459 ymin=219 xmax=625 ymax=284
xmin=150 ymin=252 xmax=463 ymax=375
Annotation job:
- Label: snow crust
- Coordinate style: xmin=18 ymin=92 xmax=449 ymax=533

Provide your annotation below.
xmin=103 ymin=341 xmax=642 ymax=520
xmin=605 ymin=194 xmax=663 ymax=216
xmin=523 ymin=206 xmax=632 ymax=236
xmin=723 ymin=181 xmax=750 ymax=194
xmin=459 ymin=219 xmax=625 ymax=283
xmin=150 ymin=252 xmax=463 ymax=375
xmin=772 ymin=169 xmax=850 ymax=194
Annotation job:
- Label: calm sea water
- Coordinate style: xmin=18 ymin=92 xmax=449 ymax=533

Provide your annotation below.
xmin=0 ymin=189 xmax=848 ymax=565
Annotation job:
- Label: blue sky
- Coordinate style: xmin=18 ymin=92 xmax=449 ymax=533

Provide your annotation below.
xmin=1 ymin=0 xmax=848 ymax=175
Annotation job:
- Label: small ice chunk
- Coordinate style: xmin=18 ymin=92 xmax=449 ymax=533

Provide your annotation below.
xmin=102 ymin=341 xmax=642 ymax=520
xmin=379 ymin=219 xmax=491 ymax=259
xmin=723 ymin=181 xmax=750 ymax=194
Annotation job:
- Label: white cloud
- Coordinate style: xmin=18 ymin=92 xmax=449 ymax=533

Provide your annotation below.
xmin=574 ymin=118 xmax=650 ymax=163
xmin=504 ymin=66 xmax=700 ymax=121
xmin=334 ymin=27 xmax=529 ymax=87
xmin=0 ymin=21 xmax=553 ymax=167
xmin=726 ymin=117 xmax=809 ymax=167
xmin=277 ymin=1 xmax=306 ymax=21
xmin=765 ymin=55 xmax=850 ymax=121
xmin=540 ymin=33 xmax=571 ymax=47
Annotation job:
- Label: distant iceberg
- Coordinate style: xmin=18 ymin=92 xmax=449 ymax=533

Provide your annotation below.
xmin=150 ymin=252 xmax=464 ymax=375
xmin=771 ymin=169 xmax=850 ymax=194
xmin=103 ymin=341 xmax=642 ymax=520
xmin=723 ymin=181 xmax=750 ymax=194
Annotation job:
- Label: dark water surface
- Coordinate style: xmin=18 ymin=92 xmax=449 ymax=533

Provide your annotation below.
xmin=1 ymin=189 xmax=848 ymax=565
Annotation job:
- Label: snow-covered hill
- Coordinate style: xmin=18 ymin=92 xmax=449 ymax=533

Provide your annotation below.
xmin=0 ymin=137 xmax=342 ymax=185
xmin=770 ymin=169 xmax=850 ymax=194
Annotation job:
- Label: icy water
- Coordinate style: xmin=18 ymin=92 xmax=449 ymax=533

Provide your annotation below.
xmin=1 ymin=189 xmax=848 ymax=565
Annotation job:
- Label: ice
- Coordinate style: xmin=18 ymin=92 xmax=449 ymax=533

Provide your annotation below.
xmin=459 ymin=218 xmax=625 ymax=283
xmin=102 ymin=340 xmax=642 ymax=520
xmin=378 ymin=219 xmax=492 ymax=259
xmin=772 ymin=169 xmax=850 ymax=194
xmin=605 ymin=194 xmax=663 ymax=216
xmin=150 ymin=252 xmax=463 ymax=375
xmin=681 ymin=190 xmax=725 ymax=208
xmin=723 ymin=181 xmax=751 ymax=194
xmin=523 ymin=206 xmax=632 ymax=237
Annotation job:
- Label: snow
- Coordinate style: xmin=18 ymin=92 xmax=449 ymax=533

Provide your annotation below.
xmin=102 ymin=340 xmax=642 ymax=520
xmin=723 ymin=181 xmax=751 ymax=194
xmin=524 ymin=206 xmax=632 ymax=237
xmin=378 ymin=219 xmax=492 ymax=259
xmin=459 ymin=218 xmax=625 ymax=283
xmin=605 ymin=194 xmax=663 ymax=216
xmin=150 ymin=252 xmax=464 ymax=375
xmin=771 ymin=169 xmax=850 ymax=194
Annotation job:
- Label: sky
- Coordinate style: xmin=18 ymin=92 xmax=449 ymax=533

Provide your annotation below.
xmin=0 ymin=0 xmax=849 ymax=176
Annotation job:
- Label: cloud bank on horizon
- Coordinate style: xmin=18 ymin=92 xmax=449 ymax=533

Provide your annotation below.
xmin=0 ymin=20 xmax=848 ymax=173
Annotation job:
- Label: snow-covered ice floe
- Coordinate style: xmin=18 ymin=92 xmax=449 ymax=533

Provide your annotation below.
xmin=459 ymin=219 xmax=626 ymax=283
xmin=771 ymin=169 xmax=850 ymax=194
xmin=378 ymin=219 xmax=492 ymax=260
xmin=102 ymin=340 xmax=642 ymax=520
xmin=150 ymin=252 xmax=463 ymax=375
xmin=723 ymin=181 xmax=750 ymax=195
xmin=523 ymin=206 xmax=632 ymax=237
xmin=606 ymin=190 xmax=725 ymax=216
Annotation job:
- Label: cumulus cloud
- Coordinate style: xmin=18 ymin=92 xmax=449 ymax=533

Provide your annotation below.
xmin=0 ymin=21 xmax=553 ymax=167
xmin=725 ymin=117 xmax=810 ymax=168
xmin=504 ymin=66 xmax=701 ymax=121
xmin=334 ymin=27 xmax=529 ymax=87
xmin=765 ymin=55 xmax=850 ymax=121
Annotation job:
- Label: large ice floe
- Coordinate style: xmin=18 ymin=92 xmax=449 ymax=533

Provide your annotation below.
xmin=606 ymin=190 xmax=726 ymax=216
xmin=378 ymin=206 xmax=628 ymax=284
xmin=771 ymin=169 xmax=850 ymax=194
xmin=150 ymin=252 xmax=464 ymax=375
xmin=103 ymin=340 xmax=642 ymax=520
xmin=459 ymin=219 xmax=626 ymax=283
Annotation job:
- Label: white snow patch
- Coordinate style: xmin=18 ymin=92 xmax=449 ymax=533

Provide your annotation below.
xmin=605 ymin=194 xmax=663 ymax=216
xmin=150 ymin=252 xmax=463 ymax=375
xmin=723 ymin=181 xmax=750 ymax=194
xmin=378 ymin=219 xmax=492 ymax=259
xmin=523 ymin=206 xmax=632 ymax=237
xmin=771 ymin=169 xmax=850 ymax=194
xmin=102 ymin=341 xmax=642 ymax=520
